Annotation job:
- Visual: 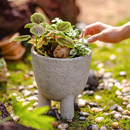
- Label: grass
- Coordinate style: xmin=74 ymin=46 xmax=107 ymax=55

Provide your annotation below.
xmin=1 ymin=26 xmax=130 ymax=129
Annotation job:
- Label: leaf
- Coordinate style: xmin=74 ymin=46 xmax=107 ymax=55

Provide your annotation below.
xmin=56 ymin=31 xmax=65 ymax=38
xmin=30 ymin=25 xmax=45 ymax=37
xmin=11 ymin=35 xmax=31 ymax=42
xmin=56 ymin=36 xmax=74 ymax=48
xmin=45 ymin=51 xmax=50 ymax=57
xmin=46 ymin=25 xmax=57 ymax=33
xmin=56 ymin=22 xmax=71 ymax=32
xmin=11 ymin=97 xmax=54 ymax=130
xmin=39 ymin=23 xmax=49 ymax=28
xmin=43 ymin=31 xmax=54 ymax=37
xmin=30 ymin=13 xmax=45 ymax=24
xmin=37 ymin=38 xmax=48 ymax=48
xmin=24 ymin=23 xmax=37 ymax=28
xmin=28 ymin=39 xmax=36 ymax=45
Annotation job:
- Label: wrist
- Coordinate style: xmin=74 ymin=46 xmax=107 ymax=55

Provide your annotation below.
xmin=120 ymin=22 xmax=130 ymax=40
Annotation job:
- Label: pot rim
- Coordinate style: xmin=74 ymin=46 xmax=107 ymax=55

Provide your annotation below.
xmin=31 ymin=46 xmax=92 ymax=61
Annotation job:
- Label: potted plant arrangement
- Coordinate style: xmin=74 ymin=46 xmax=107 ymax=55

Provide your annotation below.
xmin=12 ymin=13 xmax=92 ymax=120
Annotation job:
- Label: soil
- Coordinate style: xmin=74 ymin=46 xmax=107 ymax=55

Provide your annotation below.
xmin=76 ymin=0 xmax=130 ymax=26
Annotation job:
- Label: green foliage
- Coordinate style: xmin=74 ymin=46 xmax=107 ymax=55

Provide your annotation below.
xmin=30 ymin=13 xmax=45 ymax=24
xmin=11 ymin=97 xmax=54 ymax=130
xmin=56 ymin=22 xmax=71 ymax=32
xmin=70 ymin=42 xmax=91 ymax=57
xmin=0 ymin=58 xmax=4 ymax=70
xmin=11 ymin=35 xmax=31 ymax=42
xmin=30 ymin=25 xmax=45 ymax=37
xmin=56 ymin=36 xmax=74 ymax=48
xmin=12 ymin=13 xmax=91 ymax=58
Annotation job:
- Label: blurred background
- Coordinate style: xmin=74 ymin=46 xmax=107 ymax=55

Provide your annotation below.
xmin=1 ymin=0 xmax=130 ymax=40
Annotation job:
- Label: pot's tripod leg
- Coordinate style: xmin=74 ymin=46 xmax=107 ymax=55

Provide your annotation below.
xmin=38 ymin=89 xmax=51 ymax=107
xmin=60 ymin=95 xmax=74 ymax=120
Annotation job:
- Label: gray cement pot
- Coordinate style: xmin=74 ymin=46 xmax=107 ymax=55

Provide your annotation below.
xmin=31 ymin=46 xmax=92 ymax=119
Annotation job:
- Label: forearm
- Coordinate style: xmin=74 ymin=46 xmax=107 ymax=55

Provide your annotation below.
xmin=120 ymin=22 xmax=130 ymax=41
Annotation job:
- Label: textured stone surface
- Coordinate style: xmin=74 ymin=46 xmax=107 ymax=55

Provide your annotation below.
xmin=31 ymin=47 xmax=92 ymax=119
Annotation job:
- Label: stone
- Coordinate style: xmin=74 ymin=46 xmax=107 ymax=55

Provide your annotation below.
xmin=78 ymin=99 xmax=86 ymax=107
xmin=103 ymin=72 xmax=112 ymax=79
xmin=119 ymin=71 xmax=126 ymax=76
xmin=123 ymin=93 xmax=130 ymax=96
xmin=109 ymin=54 xmax=116 ymax=60
xmin=122 ymin=115 xmax=130 ymax=119
xmin=78 ymin=112 xmax=89 ymax=117
xmin=87 ymin=69 xmax=99 ymax=90
xmin=122 ymin=102 xmax=128 ymax=106
xmin=22 ymin=101 xmax=30 ymax=106
xmin=87 ymin=125 xmax=92 ymax=130
xmin=115 ymin=90 xmax=122 ymax=96
xmin=91 ymin=107 xmax=99 ymax=112
xmin=51 ymin=121 xmax=59 ymax=128
xmin=103 ymin=113 xmax=109 ymax=116
xmin=66 ymin=119 xmax=73 ymax=123
xmin=58 ymin=124 xmax=68 ymax=129
xmin=110 ymin=104 xmax=118 ymax=111
xmin=79 ymin=116 xmax=86 ymax=121
xmin=89 ymin=102 xmax=97 ymax=107
xmin=117 ymin=106 xmax=123 ymax=112
xmin=112 ymin=122 xmax=119 ymax=128
xmin=92 ymin=125 xmax=98 ymax=130
xmin=88 ymin=91 xmax=95 ymax=96
xmin=114 ymin=113 xmax=122 ymax=119
xmin=122 ymin=97 xmax=128 ymax=102
xmin=9 ymin=93 xmax=17 ymax=97
xmin=97 ymin=63 xmax=104 ymax=68
xmin=95 ymin=95 xmax=102 ymax=100
xmin=126 ymin=104 xmax=130 ymax=109
xmin=11 ymin=114 xmax=19 ymax=121
xmin=110 ymin=111 xmax=117 ymax=115
xmin=18 ymin=86 xmax=25 ymax=91
xmin=28 ymin=107 xmax=33 ymax=111
xmin=78 ymin=94 xmax=83 ymax=98
xmin=48 ymin=110 xmax=56 ymax=118
xmin=27 ymin=96 xmax=38 ymax=101
xmin=100 ymin=126 xmax=107 ymax=130
xmin=98 ymin=68 xmax=105 ymax=76
xmin=108 ymin=82 xmax=113 ymax=88
xmin=122 ymin=110 xmax=129 ymax=115
xmin=95 ymin=117 xmax=104 ymax=122
xmin=82 ymin=90 xmax=90 ymax=95
xmin=27 ymin=85 xmax=34 ymax=89
xmin=22 ymin=90 xmax=32 ymax=97
xmin=33 ymin=102 xmax=38 ymax=107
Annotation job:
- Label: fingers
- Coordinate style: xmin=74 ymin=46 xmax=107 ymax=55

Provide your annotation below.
xmin=79 ymin=22 xmax=101 ymax=38
xmin=87 ymin=33 xmax=101 ymax=43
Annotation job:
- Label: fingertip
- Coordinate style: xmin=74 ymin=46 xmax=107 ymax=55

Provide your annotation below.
xmin=87 ymin=37 xmax=94 ymax=43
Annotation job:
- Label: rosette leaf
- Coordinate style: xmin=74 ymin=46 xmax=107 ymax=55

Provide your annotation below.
xmin=56 ymin=36 xmax=74 ymax=48
xmin=30 ymin=13 xmax=45 ymax=24
xmin=11 ymin=35 xmax=31 ymax=42
xmin=56 ymin=22 xmax=71 ymax=32
xmin=30 ymin=25 xmax=45 ymax=37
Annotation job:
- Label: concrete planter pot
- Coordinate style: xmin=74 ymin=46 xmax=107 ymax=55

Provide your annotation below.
xmin=31 ymin=46 xmax=92 ymax=119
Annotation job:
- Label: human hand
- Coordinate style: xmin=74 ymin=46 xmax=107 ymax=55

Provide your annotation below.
xmin=79 ymin=22 xmax=123 ymax=43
